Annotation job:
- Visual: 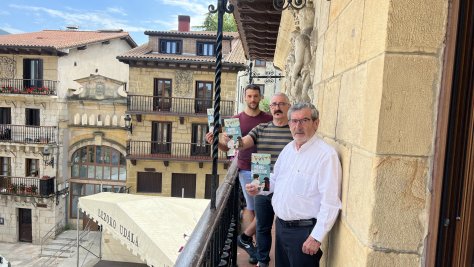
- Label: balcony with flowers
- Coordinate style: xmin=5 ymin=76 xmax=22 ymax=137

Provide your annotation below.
xmin=0 ymin=79 xmax=57 ymax=96
xmin=0 ymin=175 xmax=55 ymax=197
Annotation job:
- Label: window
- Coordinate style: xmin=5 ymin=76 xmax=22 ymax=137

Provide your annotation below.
xmin=153 ymin=79 xmax=172 ymax=111
xmin=197 ymin=42 xmax=215 ymax=56
xmin=23 ymin=59 xmax=43 ymax=88
xmin=151 ymin=122 xmax=172 ymax=154
xmin=70 ymin=182 xmax=102 ymax=218
xmin=137 ymin=172 xmax=162 ymax=193
xmin=70 ymin=146 xmax=127 ymax=181
xmin=0 ymin=108 xmax=11 ymax=141
xmin=195 ymin=81 xmax=213 ymax=113
xmin=255 ymin=84 xmax=265 ymax=96
xmin=26 ymin=158 xmax=39 ymax=177
xmin=25 ymin=108 xmax=40 ymax=126
xmin=255 ymin=59 xmax=266 ymax=67
xmin=0 ymin=157 xmax=11 ymax=176
xmin=160 ymin=39 xmax=182 ymax=54
xmin=191 ymin=124 xmax=209 ymax=156
xmin=0 ymin=108 xmax=11 ymax=124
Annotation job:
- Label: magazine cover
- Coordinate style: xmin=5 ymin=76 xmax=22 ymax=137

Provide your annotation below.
xmin=251 ymin=153 xmax=271 ymax=192
xmin=223 ymin=118 xmax=241 ymax=157
xmin=207 ymin=108 xmax=223 ymax=133
xmin=207 ymin=108 xmax=214 ymax=133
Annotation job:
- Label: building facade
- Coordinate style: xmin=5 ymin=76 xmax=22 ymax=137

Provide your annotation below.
xmin=232 ymin=0 xmax=473 ymax=266
xmin=236 ymin=59 xmax=282 ymax=112
xmin=0 ymin=29 xmax=136 ymax=243
xmin=117 ymin=16 xmax=246 ymax=200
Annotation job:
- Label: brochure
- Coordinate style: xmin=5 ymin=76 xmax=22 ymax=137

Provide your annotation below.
xmin=207 ymin=108 xmax=223 ymax=133
xmin=251 ymin=153 xmax=271 ymax=192
xmin=207 ymin=108 xmax=214 ymax=133
xmin=223 ymin=118 xmax=241 ymax=157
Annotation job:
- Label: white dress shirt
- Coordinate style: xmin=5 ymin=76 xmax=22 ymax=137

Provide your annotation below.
xmin=271 ymin=134 xmax=342 ymax=242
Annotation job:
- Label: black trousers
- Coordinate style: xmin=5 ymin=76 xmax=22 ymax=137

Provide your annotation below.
xmin=275 ymin=218 xmax=323 ymax=267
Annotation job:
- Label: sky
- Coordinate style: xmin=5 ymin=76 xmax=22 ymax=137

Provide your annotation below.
xmin=0 ymin=0 xmax=213 ymax=45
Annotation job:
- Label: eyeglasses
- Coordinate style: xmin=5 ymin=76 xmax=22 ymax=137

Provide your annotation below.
xmin=269 ymin=102 xmax=289 ymax=108
xmin=289 ymin=118 xmax=313 ymax=125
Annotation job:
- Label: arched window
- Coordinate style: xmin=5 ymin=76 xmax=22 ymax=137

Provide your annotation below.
xmin=71 ymin=145 xmax=126 ymax=181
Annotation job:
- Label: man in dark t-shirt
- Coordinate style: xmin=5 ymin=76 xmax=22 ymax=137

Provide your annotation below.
xmin=206 ymin=84 xmax=272 ymax=264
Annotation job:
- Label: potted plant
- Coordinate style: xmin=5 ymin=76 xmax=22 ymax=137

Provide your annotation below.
xmin=19 ymin=183 xmax=26 ymax=192
xmin=8 ymin=184 xmax=17 ymax=193
xmin=30 ymin=184 xmax=38 ymax=194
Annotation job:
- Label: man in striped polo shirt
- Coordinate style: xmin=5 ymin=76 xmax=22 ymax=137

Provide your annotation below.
xmin=206 ymin=84 xmax=272 ymax=264
xmin=230 ymin=92 xmax=294 ymax=267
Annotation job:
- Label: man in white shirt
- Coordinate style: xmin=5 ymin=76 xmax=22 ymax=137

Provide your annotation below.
xmin=246 ymin=102 xmax=342 ymax=267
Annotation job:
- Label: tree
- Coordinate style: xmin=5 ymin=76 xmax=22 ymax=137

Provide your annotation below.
xmin=259 ymin=98 xmax=270 ymax=112
xmin=194 ymin=12 xmax=237 ymax=32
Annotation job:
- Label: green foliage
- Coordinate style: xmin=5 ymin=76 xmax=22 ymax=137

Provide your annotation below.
xmin=194 ymin=12 xmax=237 ymax=32
xmin=259 ymin=98 xmax=270 ymax=113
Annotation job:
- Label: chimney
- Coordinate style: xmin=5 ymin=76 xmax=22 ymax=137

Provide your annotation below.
xmin=178 ymin=15 xmax=190 ymax=32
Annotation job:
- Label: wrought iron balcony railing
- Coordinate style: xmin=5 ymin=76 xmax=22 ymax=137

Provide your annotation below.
xmin=127 ymin=95 xmax=235 ymax=116
xmin=175 ymin=160 xmax=239 ymax=266
xmin=127 ymin=141 xmax=228 ymax=161
xmin=0 ymin=175 xmax=55 ymax=197
xmin=0 ymin=79 xmax=58 ymax=95
xmin=0 ymin=124 xmax=57 ymax=144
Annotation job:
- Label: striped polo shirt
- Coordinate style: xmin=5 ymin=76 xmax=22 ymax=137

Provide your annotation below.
xmin=248 ymin=121 xmax=293 ymax=172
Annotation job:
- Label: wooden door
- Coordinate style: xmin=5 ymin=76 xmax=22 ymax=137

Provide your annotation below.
xmin=23 ymin=58 xmax=43 ymax=88
xmin=436 ymin=1 xmax=474 ymax=266
xmin=195 ymin=81 xmax=213 ymax=113
xmin=82 ymin=213 xmax=100 ymax=231
xmin=151 ymin=122 xmax=171 ymax=154
xmin=205 ymin=174 xmax=220 ymax=199
xmin=191 ymin=124 xmax=210 ymax=156
xmin=153 ymin=79 xmax=172 ymax=111
xmin=18 ymin=208 xmax=32 ymax=242
xmin=171 ymin=173 xmax=196 ymax=198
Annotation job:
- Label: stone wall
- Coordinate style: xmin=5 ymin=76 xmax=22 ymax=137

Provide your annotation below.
xmin=274 ymin=0 xmax=448 ymax=265
xmin=0 ymin=196 xmax=60 ymax=244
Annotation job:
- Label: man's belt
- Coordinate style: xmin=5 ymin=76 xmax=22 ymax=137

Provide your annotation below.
xmin=277 ymin=217 xmax=316 ymax=227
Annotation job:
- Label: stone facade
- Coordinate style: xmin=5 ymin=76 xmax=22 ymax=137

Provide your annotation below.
xmin=0 ymin=32 xmax=135 ymax=242
xmin=273 ymin=0 xmax=448 ymax=265
xmin=120 ymin=27 xmax=245 ymax=202
xmin=236 ymin=60 xmax=282 ymax=112
xmin=125 ymin=67 xmax=237 ymax=196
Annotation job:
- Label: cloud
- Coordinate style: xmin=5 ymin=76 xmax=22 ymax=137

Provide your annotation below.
xmin=0 ymin=25 xmax=24 ymax=34
xmin=106 ymin=7 xmax=127 ymax=16
xmin=148 ymin=19 xmax=175 ymax=29
xmin=158 ymin=0 xmax=208 ymax=28
xmin=160 ymin=0 xmax=209 ymax=15
xmin=8 ymin=4 xmax=145 ymax=33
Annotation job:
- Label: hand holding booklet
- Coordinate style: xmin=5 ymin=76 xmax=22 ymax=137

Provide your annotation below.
xmin=251 ymin=153 xmax=271 ymax=192
xmin=207 ymin=108 xmax=214 ymax=133
xmin=223 ymin=118 xmax=241 ymax=157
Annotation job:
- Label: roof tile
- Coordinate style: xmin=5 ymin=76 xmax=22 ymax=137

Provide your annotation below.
xmin=119 ymin=35 xmax=246 ymax=66
xmin=0 ymin=30 xmax=136 ymax=49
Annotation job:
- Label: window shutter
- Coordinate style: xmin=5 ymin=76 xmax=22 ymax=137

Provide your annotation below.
xmin=176 ymin=41 xmax=181 ymax=54
xmin=197 ymin=43 xmax=203 ymax=55
xmin=160 ymin=40 xmax=165 ymax=53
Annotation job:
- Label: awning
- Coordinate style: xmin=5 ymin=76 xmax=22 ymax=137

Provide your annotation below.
xmin=78 ymin=192 xmax=210 ymax=267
